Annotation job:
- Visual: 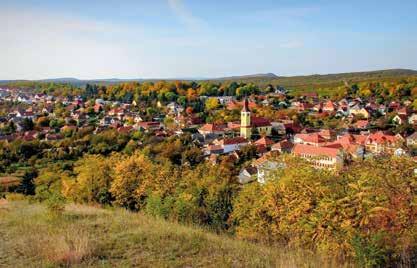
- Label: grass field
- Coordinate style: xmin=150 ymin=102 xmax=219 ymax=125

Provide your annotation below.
xmin=0 ymin=200 xmax=353 ymax=267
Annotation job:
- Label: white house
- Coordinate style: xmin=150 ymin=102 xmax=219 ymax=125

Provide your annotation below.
xmin=409 ymin=114 xmax=417 ymax=125
xmin=407 ymin=132 xmax=417 ymax=147
xmin=252 ymin=153 xmax=284 ymax=184
xmin=238 ymin=166 xmax=258 ymax=184
xmin=213 ymin=137 xmax=248 ymax=154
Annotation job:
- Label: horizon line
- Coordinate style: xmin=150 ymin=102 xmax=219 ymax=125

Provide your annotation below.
xmin=0 ymin=68 xmax=416 ymax=82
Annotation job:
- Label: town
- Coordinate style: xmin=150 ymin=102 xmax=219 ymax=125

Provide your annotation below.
xmin=1 ymin=78 xmax=416 ymax=185
xmin=4 ymin=0 xmax=417 ymax=266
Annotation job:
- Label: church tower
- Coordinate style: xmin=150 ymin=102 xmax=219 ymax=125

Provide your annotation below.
xmin=240 ymin=98 xmax=252 ymax=139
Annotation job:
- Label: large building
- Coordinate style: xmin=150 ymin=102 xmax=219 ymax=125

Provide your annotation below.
xmin=293 ymin=144 xmax=345 ymax=170
xmin=240 ymin=98 xmax=272 ymax=139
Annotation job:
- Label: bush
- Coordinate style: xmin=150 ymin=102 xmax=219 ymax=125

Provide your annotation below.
xmin=5 ymin=193 xmax=26 ymax=201
xmin=45 ymin=194 xmax=66 ymax=215
xmin=352 ymin=234 xmax=389 ymax=267
xmin=231 ymin=156 xmax=417 ymax=264
xmin=145 ymin=194 xmax=175 ymax=219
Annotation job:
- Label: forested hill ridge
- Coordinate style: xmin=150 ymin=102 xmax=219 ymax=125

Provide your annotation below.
xmin=210 ymin=68 xmax=417 ymax=91
xmin=2 ymin=68 xmax=417 ymax=90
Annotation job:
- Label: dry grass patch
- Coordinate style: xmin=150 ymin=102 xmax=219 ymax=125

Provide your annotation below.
xmin=16 ymin=227 xmax=95 ymax=266
xmin=0 ymin=198 xmax=8 ymax=206
xmin=0 ymin=201 xmax=354 ymax=267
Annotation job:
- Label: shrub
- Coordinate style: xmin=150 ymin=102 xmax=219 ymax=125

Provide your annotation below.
xmin=5 ymin=193 xmax=26 ymax=201
xmin=231 ymin=156 xmax=417 ymax=264
xmin=352 ymin=234 xmax=389 ymax=267
xmin=45 ymin=194 xmax=66 ymax=215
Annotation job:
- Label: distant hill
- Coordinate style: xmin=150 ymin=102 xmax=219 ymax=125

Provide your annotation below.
xmin=211 ymin=69 xmax=417 ymax=93
xmin=213 ymin=73 xmax=279 ymax=81
xmin=212 ymin=69 xmax=417 ymax=83
xmin=1 ymin=69 xmax=417 ymax=90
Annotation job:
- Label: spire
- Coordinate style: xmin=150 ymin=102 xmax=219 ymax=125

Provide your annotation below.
xmin=242 ymin=97 xmax=250 ymax=112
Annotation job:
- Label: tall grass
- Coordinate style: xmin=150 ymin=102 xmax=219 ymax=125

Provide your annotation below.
xmin=0 ymin=200 xmax=353 ymax=267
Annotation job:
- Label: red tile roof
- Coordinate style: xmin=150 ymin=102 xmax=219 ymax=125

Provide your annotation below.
xmin=271 ymin=140 xmax=293 ymax=151
xmin=117 ymin=126 xmax=134 ymax=133
xmin=219 ymin=137 xmax=248 ymax=145
xmin=293 ymin=144 xmax=340 ymax=158
xmin=323 ymin=100 xmax=336 ymax=111
xmin=199 ymin=123 xmax=227 ymax=132
xmin=336 ymin=134 xmax=367 ymax=146
xmin=227 ymin=100 xmax=257 ymax=110
xmin=366 ymin=131 xmax=400 ymax=144
xmin=295 ymin=133 xmax=327 ymax=144
xmin=251 ymin=116 xmax=271 ymax=127
xmin=254 ymin=137 xmax=274 ymax=146
xmin=355 ymin=120 xmax=369 ymax=129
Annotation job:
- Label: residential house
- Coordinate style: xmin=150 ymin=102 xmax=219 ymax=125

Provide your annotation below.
xmin=397 ymin=107 xmax=410 ymax=116
xmin=254 ymin=136 xmax=274 ymax=149
xmin=117 ymin=126 xmax=134 ymax=134
xmin=45 ymin=133 xmax=63 ymax=141
xmin=408 ymin=114 xmax=417 ymax=125
xmin=252 ymin=152 xmax=283 ymax=184
xmin=377 ymin=104 xmax=387 ymax=115
xmin=354 ymin=120 xmax=370 ymax=130
xmin=100 ymin=116 xmax=117 ymax=126
xmin=167 ymin=102 xmax=184 ymax=115
xmin=271 ymin=139 xmax=294 ymax=153
xmin=300 ymin=92 xmax=318 ymax=101
xmin=270 ymin=122 xmax=287 ymax=135
xmin=108 ymin=108 xmax=125 ymax=119
xmin=136 ymin=121 xmax=162 ymax=131
xmin=318 ymin=129 xmax=336 ymax=140
xmin=350 ymin=106 xmax=370 ymax=119
xmin=214 ymin=96 xmax=235 ymax=105
xmin=238 ymin=166 xmax=258 ymax=184
xmin=198 ymin=123 xmax=227 ymax=136
xmin=365 ymin=131 xmax=404 ymax=155
xmin=325 ymin=134 xmax=366 ymax=160
xmin=227 ymin=100 xmax=257 ymax=111
xmin=212 ymin=137 xmax=248 ymax=154
xmin=323 ymin=100 xmax=337 ymax=113
xmin=291 ymin=101 xmax=313 ymax=112
xmin=204 ymin=145 xmax=224 ymax=155
xmin=294 ymin=133 xmax=327 ymax=147
xmin=406 ymin=132 xmax=417 ymax=147
xmin=392 ymin=114 xmax=408 ymax=125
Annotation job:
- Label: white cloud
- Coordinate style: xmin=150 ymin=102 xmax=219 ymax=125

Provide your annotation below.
xmin=0 ymin=7 xmax=156 ymax=79
xmin=167 ymin=0 xmax=205 ymax=31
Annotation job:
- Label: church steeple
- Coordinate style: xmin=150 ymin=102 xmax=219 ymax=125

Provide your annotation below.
xmin=240 ymin=97 xmax=251 ymax=139
xmin=242 ymin=97 xmax=250 ymax=112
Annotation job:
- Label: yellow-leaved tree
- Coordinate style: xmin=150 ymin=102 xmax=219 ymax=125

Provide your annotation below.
xmin=63 ymin=154 xmax=118 ymax=205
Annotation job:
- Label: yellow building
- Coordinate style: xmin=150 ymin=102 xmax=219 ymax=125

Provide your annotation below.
xmin=240 ymin=98 xmax=272 ymax=139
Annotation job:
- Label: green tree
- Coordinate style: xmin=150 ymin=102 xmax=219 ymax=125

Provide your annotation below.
xmin=205 ymin=98 xmax=219 ymax=111
xmin=15 ymin=168 xmax=37 ymax=195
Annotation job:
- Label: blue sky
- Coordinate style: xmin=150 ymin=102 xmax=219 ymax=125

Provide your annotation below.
xmin=1 ymin=0 xmax=417 ymax=79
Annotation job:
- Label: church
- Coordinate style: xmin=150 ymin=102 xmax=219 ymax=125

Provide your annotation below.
xmin=240 ymin=98 xmax=272 ymax=139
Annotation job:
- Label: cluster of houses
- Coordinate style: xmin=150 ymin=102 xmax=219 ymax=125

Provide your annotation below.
xmin=0 ymin=88 xmax=170 ymax=142
xmin=197 ymin=98 xmax=417 ymax=184
xmin=1 ymin=87 xmax=416 ymax=184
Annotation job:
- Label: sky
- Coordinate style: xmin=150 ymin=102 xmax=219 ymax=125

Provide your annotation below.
xmin=1 ymin=0 xmax=417 ymax=80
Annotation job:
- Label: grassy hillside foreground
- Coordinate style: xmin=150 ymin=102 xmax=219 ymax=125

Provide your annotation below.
xmin=0 ymin=200 xmax=352 ymax=267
